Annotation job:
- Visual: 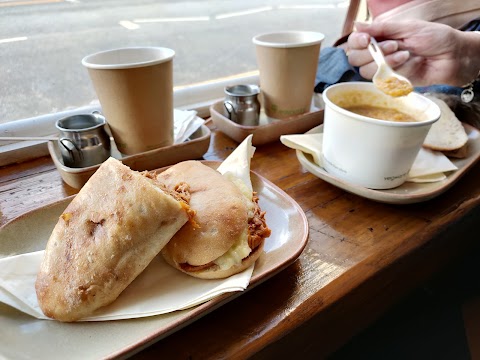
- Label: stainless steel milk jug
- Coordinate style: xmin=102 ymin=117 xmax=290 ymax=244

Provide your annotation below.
xmin=224 ymin=84 xmax=261 ymax=126
xmin=56 ymin=112 xmax=111 ymax=168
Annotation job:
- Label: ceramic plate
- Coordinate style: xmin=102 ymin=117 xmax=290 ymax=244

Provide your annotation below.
xmin=296 ymin=124 xmax=480 ymax=204
xmin=0 ymin=168 xmax=308 ymax=360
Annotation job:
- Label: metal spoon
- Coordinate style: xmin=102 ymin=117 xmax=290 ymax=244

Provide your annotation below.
xmin=368 ymin=37 xmax=413 ymax=97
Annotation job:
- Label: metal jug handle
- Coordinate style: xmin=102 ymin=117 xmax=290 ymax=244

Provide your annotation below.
xmin=91 ymin=110 xmax=106 ymax=123
xmin=59 ymin=137 xmax=84 ymax=164
xmin=223 ymin=101 xmax=236 ymax=120
xmin=91 ymin=110 xmax=112 ymax=140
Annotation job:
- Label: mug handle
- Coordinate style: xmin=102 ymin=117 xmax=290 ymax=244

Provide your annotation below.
xmin=59 ymin=138 xmax=84 ymax=163
xmin=223 ymin=101 xmax=236 ymax=120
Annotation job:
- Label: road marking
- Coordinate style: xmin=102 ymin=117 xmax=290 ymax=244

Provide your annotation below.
xmin=215 ymin=6 xmax=272 ymax=19
xmin=174 ymin=70 xmax=259 ymax=90
xmin=337 ymin=1 xmax=350 ymax=8
xmin=134 ymin=16 xmax=210 ymax=23
xmin=119 ymin=20 xmax=140 ymax=30
xmin=0 ymin=0 xmax=63 ymax=7
xmin=0 ymin=37 xmax=28 ymax=44
xmin=278 ymin=4 xmax=335 ymax=10
xmin=132 ymin=3 xmax=341 ymax=24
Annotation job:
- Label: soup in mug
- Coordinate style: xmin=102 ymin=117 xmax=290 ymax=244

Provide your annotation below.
xmin=345 ymin=105 xmax=417 ymax=122
xmin=330 ymin=90 xmax=427 ymax=123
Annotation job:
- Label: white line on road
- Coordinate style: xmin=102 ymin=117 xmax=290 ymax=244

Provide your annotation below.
xmin=0 ymin=0 xmax=61 ymax=7
xmin=134 ymin=16 xmax=210 ymax=23
xmin=278 ymin=4 xmax=335 ymax=10
xmin=337 ymin=1 xmax=351 ymax=8
xmin=132 ymin=3 xmax=343 ymax=26
xmin=215 ymin=6 xmax=273 ymax=19
xmin=0 ymin=37 xmax=27 ymax=44
xmin=119 ymin=20 xmax=140 ymax=30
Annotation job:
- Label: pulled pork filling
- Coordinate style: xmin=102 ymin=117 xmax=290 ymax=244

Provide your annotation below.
xmin=248 ymin=193 xmax=271 ymax=249
xmin=142 ymin=171 xmax=196 ymax=222
xmin=180 ymin=192 xmax=271 ymax=273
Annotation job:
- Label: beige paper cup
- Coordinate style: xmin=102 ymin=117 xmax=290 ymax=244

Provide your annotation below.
xmin=253 ymin=31 xmax=324 ymax=119
xmin=82 ymin=47 xmax=175 ymax=155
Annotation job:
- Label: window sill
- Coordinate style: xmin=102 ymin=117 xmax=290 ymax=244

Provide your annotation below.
xmin=0 ymin=72 xmax=259 ymax=167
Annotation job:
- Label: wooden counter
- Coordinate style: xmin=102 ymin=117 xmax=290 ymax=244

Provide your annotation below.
xmin=1 ymin=124 xmax=479 ymax=359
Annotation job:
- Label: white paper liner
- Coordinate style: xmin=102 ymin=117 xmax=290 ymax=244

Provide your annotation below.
xmin=0 ymin=251 xmax=253 ymax=321
xmin=0 ymin=135 xmax=257 ymax=322
xmin=280 ymin=132 xmax=458 ymax=183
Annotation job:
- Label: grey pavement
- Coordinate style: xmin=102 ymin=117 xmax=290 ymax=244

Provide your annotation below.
xmin=0 ymin=0 xmax=347 ymax=123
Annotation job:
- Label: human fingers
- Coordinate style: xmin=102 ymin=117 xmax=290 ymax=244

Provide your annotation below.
xmin=357 ymin=62 xmax=377 ymax=80
xmin=388 ymin=55 xmax=429 ymax=86
xmin=348 ymin=40 xmax=399 ymax=67
xmin=357 ymin=51 xmax=411 ymax=80
xmin=347 ymin=31 xmax=370 ymax=50
xmin=354 ymin=21 xmax=409 ymax=40
xmin=354 ymin=20 xmax=441 ymax=44
xmin=386 ymin=50 xmax=411 ymax=69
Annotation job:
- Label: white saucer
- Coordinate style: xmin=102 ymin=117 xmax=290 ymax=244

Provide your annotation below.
xmin=296 ymin=124 xmax=480 ymax=204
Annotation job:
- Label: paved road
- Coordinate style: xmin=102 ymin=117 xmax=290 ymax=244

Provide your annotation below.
xmin=0 ymin=0 xmax=348 ymax=123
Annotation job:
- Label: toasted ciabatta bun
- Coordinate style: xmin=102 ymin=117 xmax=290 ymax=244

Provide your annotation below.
xmin=423 ymin=96 xmax=468 ymax=154
xmin=442 ymin=144 xmax=469 ymax=158
xmin=35 ymin=158 xmax=192 ymax=322
xmin=157 ymin=161 xmax=271 ymax=279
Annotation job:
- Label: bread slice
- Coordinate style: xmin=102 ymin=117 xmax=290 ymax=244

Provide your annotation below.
xmin=157 ymin=161 xmax=270 ymax=280
xmin=157 ymin=161 xmax=248 ymax=268
xmin=423 ymin=96 xmax=468 ymax=152
xmin=35 ymin=158 xmax=190 ymax=322
xmin=442 ymin=143 xmax=469 ymax=159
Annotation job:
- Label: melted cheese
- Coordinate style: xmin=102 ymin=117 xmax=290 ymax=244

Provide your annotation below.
xmin=214 ymin=173 xmax=255 ymax=270
xmin=223 ymin=173 xmax=254 ymax=218
xmin=214 ymin=229 xmax=250 ymax=270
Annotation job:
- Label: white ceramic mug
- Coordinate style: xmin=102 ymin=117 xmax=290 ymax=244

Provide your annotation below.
xmin=322 ymin=82 xmax=441 ymax=189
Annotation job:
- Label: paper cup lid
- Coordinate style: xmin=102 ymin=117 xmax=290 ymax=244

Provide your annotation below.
xmin=82 ymin=47 xmax=175 ymax=70
xmin=252 ymin=31 xmax=325 ymax=48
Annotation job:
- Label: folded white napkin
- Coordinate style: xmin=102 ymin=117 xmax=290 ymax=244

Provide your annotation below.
xmin=280 ymin=132 xmax=458 ymax=183
xmin=0 ymin=135 xmax=256 ymax=321
xmin=0 ymin=251 xmax=252 ymax=321
xmin=173 ymin=109 xmax=205 ymax=144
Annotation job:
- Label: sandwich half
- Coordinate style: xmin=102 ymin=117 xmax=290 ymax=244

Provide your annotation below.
xmin=35 ymin=157 xmax=193 ymax=322
xmin=157 ymin=160 xmax=271 ymax=279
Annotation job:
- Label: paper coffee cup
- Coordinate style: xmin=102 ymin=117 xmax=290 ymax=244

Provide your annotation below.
xmin=82 ymin=47 xmax=175 ymax=155
xmin=253 ymin=31 xmax=324 ymax=119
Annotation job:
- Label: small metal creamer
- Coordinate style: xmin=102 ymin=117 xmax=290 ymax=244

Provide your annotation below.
xmin=224 ymin=84 xmax=261 ymax=126
xmin=56 ymin=112 xmax=111 ymax=168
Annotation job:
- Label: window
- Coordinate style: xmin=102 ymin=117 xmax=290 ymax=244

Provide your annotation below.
xmin=0 ymin=0 xmax=349 ymax=165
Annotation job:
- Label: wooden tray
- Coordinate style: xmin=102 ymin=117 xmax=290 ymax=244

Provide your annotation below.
xmin=296 ymin=124 xmax=480 ymax=204
xmin=210 ymin=100 xmax=324 ymax=146
xmin=0 ymin=166 xmax=308 ymax=360
xmin=48 ymin=125 xmax=211 ymax=189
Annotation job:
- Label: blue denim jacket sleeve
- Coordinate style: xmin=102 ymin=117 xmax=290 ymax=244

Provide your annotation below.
xmin=314 ymin=47 xmax=366 ymax=93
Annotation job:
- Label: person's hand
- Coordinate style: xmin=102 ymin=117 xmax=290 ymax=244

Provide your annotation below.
xmin=346 ymin=20 xmax=479 ymax=87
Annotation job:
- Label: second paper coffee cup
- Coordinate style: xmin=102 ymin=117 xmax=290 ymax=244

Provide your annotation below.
xmin=253 ymin=31 xmax=324 ymax=119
